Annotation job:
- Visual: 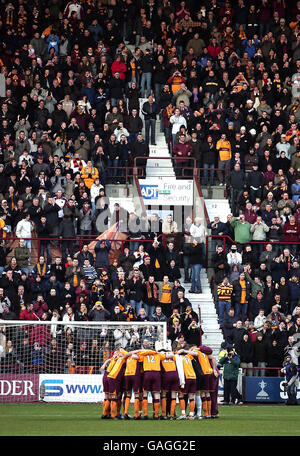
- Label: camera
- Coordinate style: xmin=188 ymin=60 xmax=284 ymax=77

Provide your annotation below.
xmin=282 ymin=381 xmax=288 ymax=392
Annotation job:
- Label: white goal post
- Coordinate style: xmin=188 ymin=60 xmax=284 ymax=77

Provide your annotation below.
xmin=0 ymin=320 xmax=167 ymax=403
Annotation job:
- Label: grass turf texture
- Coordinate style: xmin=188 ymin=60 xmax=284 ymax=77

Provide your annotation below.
xmin=0 ymin=403 xmax=300 ymax=436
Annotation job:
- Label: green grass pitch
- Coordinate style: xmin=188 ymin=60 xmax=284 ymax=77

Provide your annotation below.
xmin=1 ymin=403 xmax=300 ymax=436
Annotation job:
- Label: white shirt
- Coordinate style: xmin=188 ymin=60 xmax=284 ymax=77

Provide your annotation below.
xmin=90 ymin=183 xmax=104 ymax=203
xmin=190 ymin=223 xmax=207 ymax=243
xmin=170 ymin=115 xmax=187 ymax=134
xmin=16 ymin=219 xmax=32 ymax=239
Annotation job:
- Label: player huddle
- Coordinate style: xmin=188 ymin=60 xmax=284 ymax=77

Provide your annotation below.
xmin=100 ymin=340 xmax=220 ymax=420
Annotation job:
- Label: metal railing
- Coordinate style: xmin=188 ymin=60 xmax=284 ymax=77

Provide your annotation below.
xmin=205 ymin=234 xmax=300 ymax=269
xmin=2 ymin=234 xmax=171 ymax=263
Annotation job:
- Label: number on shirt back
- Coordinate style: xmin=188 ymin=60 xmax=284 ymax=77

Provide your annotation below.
xmin=146 ymin=355 xmax=155 ymax=363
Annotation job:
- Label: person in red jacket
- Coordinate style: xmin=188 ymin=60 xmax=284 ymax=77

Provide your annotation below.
xmin=19 ymin=303 xmax=39 ymax=321
xmin=282 ymin=215 xmax=299 ymax=257
xmin=173 ymin=133 xmax=193 ymax=176
xmin=33 ymin=295 xmax=49 ymax=319
xmin=111 ymin=54 xmax=127 ymax=80
xmin=207 ymin=38 xmax=222 ymax=59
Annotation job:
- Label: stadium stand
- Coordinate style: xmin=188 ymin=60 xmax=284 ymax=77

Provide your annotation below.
xmin=0 ymin=0 xmax=299 ymax=400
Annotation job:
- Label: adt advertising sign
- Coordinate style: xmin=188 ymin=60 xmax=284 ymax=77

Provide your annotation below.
xmin=245 ymin=377 xmax=300 ymax=403
xmin=140 ymin=179 xmax=194 ymax=205
xmin=140 ymin=184 xmax=159 ymax=200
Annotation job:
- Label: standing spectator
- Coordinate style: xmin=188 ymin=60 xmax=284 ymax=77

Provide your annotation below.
xmin=217 ymin=133 xmax=232 ymax=185
xmin=88 ymin=301 xmax=111 ymax=322
xmin=236 ymin=333 xmax=254 ymax=377
xmin=15 ymin=214 xmax=34 ymax=253
xmin=253 ymin=332 xmax=268 ymax=377
xmin=217 ymin=277 xmax=233 ymax=328
xmin=232 ymin=272 xmax=251 ymax=323
xmin=141 ymin=94 xmax=160 ymax=145
xmin=223 ymin=307 xmax=239 ymax=345
xmin=218 ymin=347 xmax=242 ymax=405
xmin=227 ymin=163 xmax=246 ymax=216
xmin=14 ymin=239 xmax=30 ymax=276
xmin=189 ymin=240 xmax=204 ymax=294
xmin=94 ymin=238 xmax=111 ymax=274
xmin=250 ymin=216 xmax=270 ymax=256
xmin=230 ymin=215 xmax=252 ymax=251
xmin=140 ymin=49 xmax=154 ymax=98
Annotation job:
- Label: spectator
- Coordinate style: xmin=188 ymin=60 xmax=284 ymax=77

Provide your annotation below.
xmin=218 ymin=347 xmax=242 ymax=405
xmin=236 ymin=333 xmax=254 ymax=377
xmin=141 ymin=94 xmax=160 ymax=146
xmin=253 ymin=332 xmax=268 ymax=377
xmin=88 ymin=301 xmax=110 ymax=322
xmin=217 ymin=133 xmax=232 ymax=185
xmin=217 ymin=277 xmax=233 ymax=328
xmin=230 ymin=215 xmax=252 ymax=251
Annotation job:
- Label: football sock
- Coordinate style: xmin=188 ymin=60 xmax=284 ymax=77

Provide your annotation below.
xmin=153 ymin=399 xmax=160 ymax=418
xmin=170 ymin=399 xmax=177 ymax=417
xmin=134 ymin=398 xmax=140 ymax=417
xmin=179 ymin=398 xmax=186 ymax=415
xmin=189 ymin=399 xmax=195 ymax=415
xmin=117 ymin=398 xmax=122 ymax=416
xmin=143 ymin=398 xmax=148 ymax=416
xmin=195 ymin=395 xmax=202 ymax=416
xmin=111 ymin=400 xmax=117 ymax=418
xmin=207 ymin=399 xmax=212 ymax=417
xmin=161 ymin=396 xmax=167 ymax=416
xmin=103 ymin=399 xmax=110 ymax=416
xmin=124 ymin=397 xmax=131 ymax=415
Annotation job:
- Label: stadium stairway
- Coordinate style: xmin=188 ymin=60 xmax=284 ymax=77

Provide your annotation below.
xmin=182 ymin=269 xmax=223 ymax=356
xmin=121 ymin=69 xmax=225 ymax=353
xmin=205 ymin=198 xmax=232 ymax=223
xmin=138 ymin=97 xmax=175 ymax=178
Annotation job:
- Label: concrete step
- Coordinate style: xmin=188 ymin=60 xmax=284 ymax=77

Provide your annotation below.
xmin=201 ymin=186 xmax=226 ymax=200
xmin=105 ymin=184 xmax=133 ymax=198
xmin=146 ymin=168 xmax=175 ymax=178
xmin=184 ymin=292 xmax=213 ymax=299
xmin=149 ymin=148 xmax=170 ymax=157
xmin=205 ymin=199 xmax=231 ymax=224
xmin=201 ymin=332 xmax=224 ymax=344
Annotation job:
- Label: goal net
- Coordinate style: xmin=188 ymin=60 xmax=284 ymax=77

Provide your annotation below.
xmin=0 ymin=320 xmax=167 ymax=403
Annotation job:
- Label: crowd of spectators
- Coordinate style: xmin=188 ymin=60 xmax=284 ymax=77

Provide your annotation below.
xmin=0 ymin=0 xmax=299 ymax=376
xmin=211 ymin=240 xmax=300 ymax=375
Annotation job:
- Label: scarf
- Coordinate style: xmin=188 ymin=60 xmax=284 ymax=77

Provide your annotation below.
xmin=73 ymin=270 xmax=79 ymax=287
xmin=37 ymin=263 xmax=47 ymax=276
xmin=166 ymin=105 xmax=173 ymax=118
xmin=146 ymin=281 xmax=158 ymax=300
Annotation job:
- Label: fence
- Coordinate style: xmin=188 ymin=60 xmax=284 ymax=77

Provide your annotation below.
xmin=205 ymin=234 xmax=300 ymax=269
xmin=3 ymin=231 xmax=299 ymax=271
xmin=102 ymin=161 xmax=230 ymax=182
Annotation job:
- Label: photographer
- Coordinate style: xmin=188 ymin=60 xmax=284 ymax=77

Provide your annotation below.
xmin=281 ymin=360 xmax=299 ymax=405
xmin=88 ymin=301 xmax=111 ymax=322
xmin=218 ymin=346 xmax=243 ymax=405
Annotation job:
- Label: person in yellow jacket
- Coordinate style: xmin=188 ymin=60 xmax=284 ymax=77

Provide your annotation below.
xmin=216 ymin=133 xmax=232 ymax=185
xmin=80 ymin=159 xmax=99 ymax=188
